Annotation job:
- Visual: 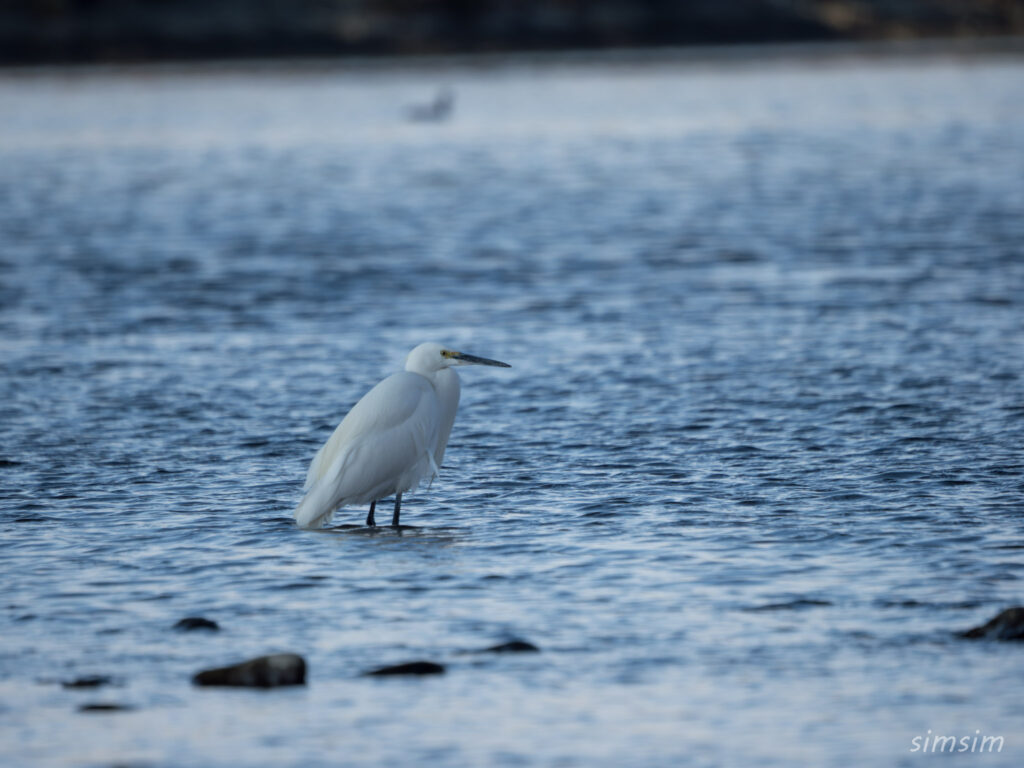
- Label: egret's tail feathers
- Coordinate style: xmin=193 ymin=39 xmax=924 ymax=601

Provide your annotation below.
xmin=425 ymin=452 xmax=440 ymax=489
xmin=294 ymin=481 xmax=337 ymax=529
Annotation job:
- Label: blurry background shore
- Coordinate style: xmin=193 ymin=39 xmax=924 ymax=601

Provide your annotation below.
xmin=3 ymin=0 xmax=1024 ymax=66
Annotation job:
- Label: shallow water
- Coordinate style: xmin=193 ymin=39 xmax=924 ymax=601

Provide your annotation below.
xmin=1 ymin=47 xmax=1024 ymax=767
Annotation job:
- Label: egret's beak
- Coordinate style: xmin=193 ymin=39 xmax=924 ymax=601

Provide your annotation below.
xmin=448 ymin=351 xmax=510 ymax=368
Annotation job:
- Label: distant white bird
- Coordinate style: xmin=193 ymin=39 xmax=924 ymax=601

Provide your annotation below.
xmin=294 ymin=342 xmax=510 ymax=529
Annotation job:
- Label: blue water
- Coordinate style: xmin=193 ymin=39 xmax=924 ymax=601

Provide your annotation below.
xmin=2 ymin=47 xmax=1024 ymax=767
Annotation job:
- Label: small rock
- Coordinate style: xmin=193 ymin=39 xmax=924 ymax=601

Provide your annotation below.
xmin=62 ymin=675 xmax=114 ymax=689
xmin=174 ymin=617 xmax=219 ymax=631
xmin=961 ymin=606 xmax=1024 ymax=641
xmin=78 ymin=702 xmax=134 ymax=712
xmin=193 ymin=653 xmax=306 ymax=687
xmin=364 ymin=660 xmax=445 ymax=676
xmin=482 ymin=640 xmax=540 ymax=653
xmin=744 ymin=599 xmax=833 ymax=612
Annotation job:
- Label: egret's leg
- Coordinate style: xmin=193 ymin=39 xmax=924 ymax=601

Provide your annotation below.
xmin=366 ymin=500 xmax=376 ymax=527
xmin=392 ymin=493 xmax=402 ymax=527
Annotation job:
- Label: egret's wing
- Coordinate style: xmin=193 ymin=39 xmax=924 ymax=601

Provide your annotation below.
xmin=295 ymin=372 xmax=441 ymax=528
xmin=305 ymin=372 xmax=431 ymax=490
xmin=331 ymin=398 xmax=440 ymax=501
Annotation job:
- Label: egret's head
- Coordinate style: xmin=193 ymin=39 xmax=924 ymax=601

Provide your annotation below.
xmin=405 ymin=342 xmax=510 ymax=374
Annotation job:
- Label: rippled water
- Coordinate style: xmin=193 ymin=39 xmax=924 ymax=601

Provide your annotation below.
xmin=2 ymin=47 xmax=1024 ymax=767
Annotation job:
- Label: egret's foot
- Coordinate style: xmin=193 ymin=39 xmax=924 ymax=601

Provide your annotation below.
xmin=366 ymin=500 xmax=376 ymax=527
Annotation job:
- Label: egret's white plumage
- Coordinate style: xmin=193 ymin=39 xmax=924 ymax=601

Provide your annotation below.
xmin=294 ymin=342 xmax=509 ymax=529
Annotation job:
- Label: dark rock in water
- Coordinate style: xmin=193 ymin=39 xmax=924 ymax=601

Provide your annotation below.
xmin=365 ymin=660 xmax=445 ymax=676
xmin=961 ymin=606 xmax=1024 ymax=641
xmin=193 ymin=653 xmax=306 ymax=687
xmin=174 ymin=617 xmax=219 ymax=631
xmin=483 ymin=640 xmax=540 ymax=653
xmin=78 ymin=702 xmax=134 ymax=712
xmin=744 ymin=599 xmax=833 ymax=612
xmin=62 ymin=675 xmax=114 ymax=689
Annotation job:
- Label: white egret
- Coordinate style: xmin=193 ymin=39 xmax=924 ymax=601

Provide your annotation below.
xmin=294 ymin=342 xmax=510 ymax=529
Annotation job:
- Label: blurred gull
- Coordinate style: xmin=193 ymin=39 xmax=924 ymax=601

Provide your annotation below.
xmin=406 ymin=87 xmax=455 ymax=122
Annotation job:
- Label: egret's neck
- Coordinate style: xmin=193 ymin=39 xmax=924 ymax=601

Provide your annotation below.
xmin=430 ymin=366 xmax=460 ymax=400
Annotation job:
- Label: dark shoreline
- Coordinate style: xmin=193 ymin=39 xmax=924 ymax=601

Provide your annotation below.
xmin=1 ymin=35 xmax=1022 ymax=79
xmin=3 ymin=1 xmax=1023 ymax=68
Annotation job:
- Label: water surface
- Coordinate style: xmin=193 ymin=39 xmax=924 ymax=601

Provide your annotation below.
xmin=1 ymin=47 xmax=1024 ymax=767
